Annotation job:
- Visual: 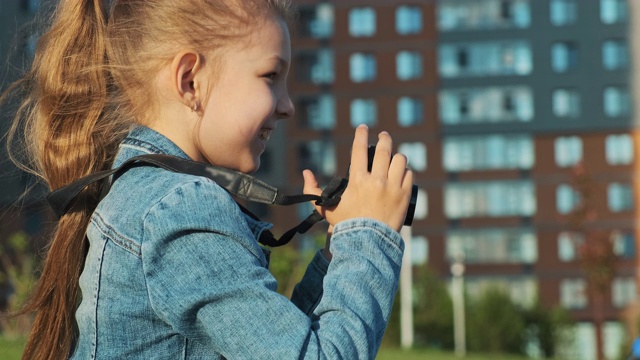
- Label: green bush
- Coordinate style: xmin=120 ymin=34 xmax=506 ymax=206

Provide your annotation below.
xmin=522 ymin=300 xmax=573 ymax=358
xmin=384 ymin=269 xmax=573 ymax=358
xmin=466 ymin=287 xmax=526 ymax=354
xmin=383 ymin=265 xmax=454 ymax=349
xmin=0 ymin=231 xmax=36 ymax=337
xmin=412 ymin=265 xmax=454 ymax=349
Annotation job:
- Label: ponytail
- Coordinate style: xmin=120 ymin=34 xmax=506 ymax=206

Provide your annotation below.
xmin=6 ymin=1 xmax=129 ymax=359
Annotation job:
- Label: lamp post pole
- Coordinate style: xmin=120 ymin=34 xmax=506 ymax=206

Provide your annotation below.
xmin=400 ymin=226 xmax=414 ymax=349
xmin=451 ymin=254 xmax=466 ymax=357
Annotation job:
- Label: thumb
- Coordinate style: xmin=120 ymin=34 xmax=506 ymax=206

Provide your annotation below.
xmin=302 ymin=169 xmax=322 ymax=196
xmin=303 ymin=170 xmax=327 ymax=217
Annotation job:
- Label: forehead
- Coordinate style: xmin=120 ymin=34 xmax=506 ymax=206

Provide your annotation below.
xmin=227 ymin=17 xmax=291 ymax=64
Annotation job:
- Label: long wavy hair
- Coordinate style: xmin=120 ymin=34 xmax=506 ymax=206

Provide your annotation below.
xmin=3 ymin=1 xmax=294 ymax=359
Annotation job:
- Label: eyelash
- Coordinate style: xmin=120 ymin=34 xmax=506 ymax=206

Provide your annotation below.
xmin=264 ymin=72 xmax=278 ymax=80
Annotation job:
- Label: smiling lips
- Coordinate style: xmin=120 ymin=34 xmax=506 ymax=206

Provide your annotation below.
xmin=258 ymin=128 xmax=272 ymax=141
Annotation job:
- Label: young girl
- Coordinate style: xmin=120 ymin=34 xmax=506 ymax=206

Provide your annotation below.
xmin=8 ymin=1 xmax=413 ymax=359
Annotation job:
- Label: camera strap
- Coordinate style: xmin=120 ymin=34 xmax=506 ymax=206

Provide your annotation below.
xmin=46 ymin=154 xmax=349 ymax=247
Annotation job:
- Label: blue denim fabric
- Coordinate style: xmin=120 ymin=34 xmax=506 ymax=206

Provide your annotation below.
xmin=71 ymin=126 xmax=404 ymax=359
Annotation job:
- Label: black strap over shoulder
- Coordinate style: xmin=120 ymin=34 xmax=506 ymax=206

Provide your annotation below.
xmin=46 ymin=154 xmax=348 ymax=247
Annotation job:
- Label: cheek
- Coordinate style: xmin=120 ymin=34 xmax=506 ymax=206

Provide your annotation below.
xmin=255 ymin=86 xmax=279 ymax=114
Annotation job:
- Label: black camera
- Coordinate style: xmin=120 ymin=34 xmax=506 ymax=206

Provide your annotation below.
xmin=365 ymin=146 xmax=418 ymax=227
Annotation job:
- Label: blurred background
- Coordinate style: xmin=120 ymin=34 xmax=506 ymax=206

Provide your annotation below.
xmin=0 ymin=0 xmax=638 ymax=359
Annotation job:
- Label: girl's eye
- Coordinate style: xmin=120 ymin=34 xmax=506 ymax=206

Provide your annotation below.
xmin=264 ymin=72 xmax=278 ymax=81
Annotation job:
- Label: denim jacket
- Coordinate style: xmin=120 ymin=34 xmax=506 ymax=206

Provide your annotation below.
xmin=71 ymin=126 xmax=404 ymax=359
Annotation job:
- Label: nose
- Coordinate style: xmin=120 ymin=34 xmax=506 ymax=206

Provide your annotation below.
xmin=276 ymin=89 xmax=295 ymax=120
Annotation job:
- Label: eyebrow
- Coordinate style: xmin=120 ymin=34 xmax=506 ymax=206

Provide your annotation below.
xmin=270 ymin=56 xmax=289 ymax=68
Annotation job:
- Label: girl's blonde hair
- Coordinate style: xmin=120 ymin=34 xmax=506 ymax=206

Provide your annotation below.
xmin=5 ymin=1 xmax=294 ymax=359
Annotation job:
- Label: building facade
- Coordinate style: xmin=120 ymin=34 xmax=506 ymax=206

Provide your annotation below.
xmin=280 ymin=1 xmax=638 ymax=359
xmin=0 ymin=1 xmax=45 ymax=236
xmin=0 ymin=0 xmax=637 ymax=359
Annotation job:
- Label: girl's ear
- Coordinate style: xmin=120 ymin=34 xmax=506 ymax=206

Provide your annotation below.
xmin=171 ymin=50 xmax=202 ymax=108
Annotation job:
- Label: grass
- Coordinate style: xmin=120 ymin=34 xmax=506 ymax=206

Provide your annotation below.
xmin=0 ymin=337 xmax=25 ymax=360
xmin=0 ymin=337 xmax=530 ymax=360
xmin=378 ymin=347 xmax=529 ymax=360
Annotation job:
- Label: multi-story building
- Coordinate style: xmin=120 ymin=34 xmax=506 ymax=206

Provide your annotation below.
xmin=279 ymin=1 xmax=637 ymax=359
xmin=0 ymin=0 xmax=637 ymax=359
xmin=0 ymin=1 xmax=43 ymax=231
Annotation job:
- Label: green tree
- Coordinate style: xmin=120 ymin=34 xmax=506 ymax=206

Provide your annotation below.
xmin=268 ymin=234 xmax=322 ymax=297
xmin=564 ymin=162 xmax=615 ymax=360
xmin=466 ymin=287 xmax=526 ymax=355
xmin=523 ymin=300 xmax=574 ymax=358
xmin=412 ymin=265 xmax=454 ymax=349
xmin=0 ymin=231 xmax=36 ymax=337
xmin=382 ymin=265 xmax=454 ymax=349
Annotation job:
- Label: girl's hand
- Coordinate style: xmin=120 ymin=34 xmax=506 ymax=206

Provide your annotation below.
xmin=302 ymin=125 xmax=414 ymax=232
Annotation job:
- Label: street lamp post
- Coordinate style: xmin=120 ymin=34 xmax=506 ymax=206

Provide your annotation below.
xmin=451 ymin=254 xmax=466 ymax=357
xmin=400 ymin=226 xmax=414 ymax=349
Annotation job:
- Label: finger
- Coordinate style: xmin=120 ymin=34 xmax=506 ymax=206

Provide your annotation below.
xmin=303 ymin=169 xmax=327 ymax=216
xmin=302 ymin=170 xmax=322 ymax=197
xmin=370 ymin=132 xmax=393 ymax=176
xmin=402 ymin=169 xmax=414 ymax=193
xmin=388 ymin=153 xmax=408 ymax=185
xmin=349 ymin=124 xmax=369 ymax=175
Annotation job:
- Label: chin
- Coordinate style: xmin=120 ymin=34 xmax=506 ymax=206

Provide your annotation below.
xmin=242 ymin=160 xmax=260 ymax=174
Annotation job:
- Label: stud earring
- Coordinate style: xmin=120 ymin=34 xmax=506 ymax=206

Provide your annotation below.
xmin=191 ymin=101 xmax=200 ymax=112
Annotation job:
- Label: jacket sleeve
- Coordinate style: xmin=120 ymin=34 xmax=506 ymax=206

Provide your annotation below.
xmin=142 ymin=179 xmax=403 ymax=359
xmin=290 ymin=250 xmax=329 ymax=315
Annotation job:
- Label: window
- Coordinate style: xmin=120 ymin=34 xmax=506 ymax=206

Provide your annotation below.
xmin=608 ymin=183 xmax=633 ymax=212
xmin=396 ymin=51 xmax=422 ymax=80
xmin=411 ymin=236 xmax=429 ymax=265
xmin=443 ymin=134 xmax=534 ymax=172
xmin=349 ymin=7 xmax=376 ymax=37
xmin=600 ymin=0 xmax=628 ymax=24
xmin=554 ymin=136 xmax=582 ymax=167
xmin=397 ymin=97 xmax=423 ymax=127
xmin=22 ymin=0 xmax=40 ymax=14
xmin=570 ymin=323 xmax=597 ymax=360
xmin=606 ymin=134 xmax=633 ymax=165
xmin=447 ymin=228 xmax=538 ymax=264
xmin=398 ymin=142 xmax=427 ymax=172
xmin=560 ymin=279 xmax=587 ymax=309
xmin=396 ymin=5 xmax=422 ymax=35
xmin=465 ymin=277 xmax=537 ymax=307
xmin=296 ymin=49 xmax=334 ymax=84
xmin=298 ymin=4 xmax=334 ymax=39
xmin=444 ymin=181 xmax=536 ymax=219
xmin=438 ymin=0 xmax=531 ymax=31
xmin=297 ymin=202 xmax=315 ymax=221
xmin=604 ymin=322 xmax=625 ymax=360
xmin=350 ymin=99 xmax=377 ymax=127
xmin=604 ymin=86 xmax=631 ymax=117
xmin=612 ymin=231 xmax=635 ymax=259
xmin=612 ymin=278 xmax=637 ymax=308
xmin=439 ymin=41 xmax=532 ymax=78
xmin=414 ymin=189 xmax=428 ymax=220
xmin=551 ymin=42 xmax=578 ymax=73
xmin=26 ymin=34 xmax=38 ymax=59
xmin=552 ymin=88 xmax=581 ymax=118
xmin=350 ymin=53 xmax=377 ymax=83
xmin=550 ymin=0 xmax=577 ymax=26
xmin=602 ymin=39 xmax=629 ymax=70
xmin=558 ymin=232 xmax=584 ymax=261
xmin=296 ymin=95 xmax=335 ymax=130
xmin=439 ymin=86 xmax=533 ymax=124
xmin=556 ymin=184 xmax=580 ymax=214
xmin=298 ymin=140 xmax=336 ymax=178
